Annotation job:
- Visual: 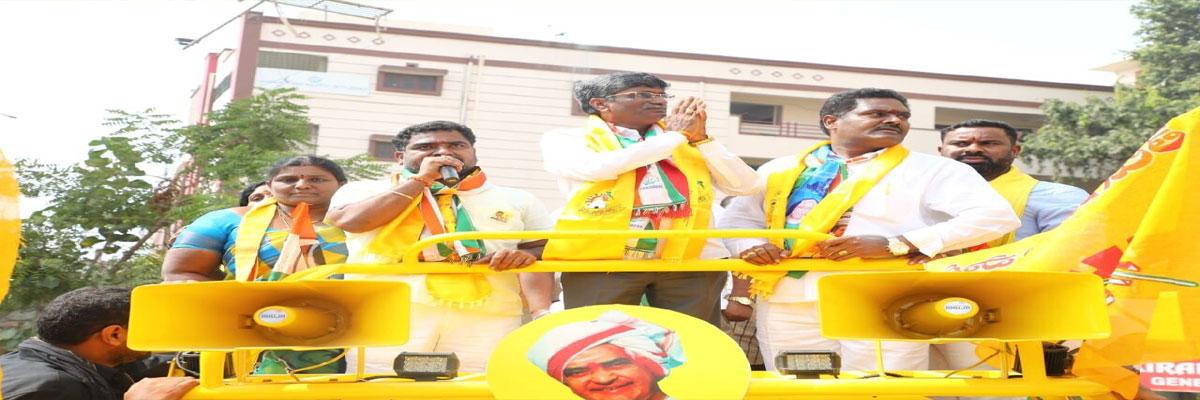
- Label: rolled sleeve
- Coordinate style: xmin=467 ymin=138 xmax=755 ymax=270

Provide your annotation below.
xmin=902 ymin=163 xmax=1021 ymax=256
xmin=696 ymin=139 xmax=760 ymax=195
xmin=541 ymin=128 xmax=686 ymax=182
xmin=717 ymin=192 xmax=769 ymax=255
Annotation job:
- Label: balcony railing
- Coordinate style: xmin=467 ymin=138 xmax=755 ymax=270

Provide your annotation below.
xmin=739 ymin=121 xmax=825 ymax=139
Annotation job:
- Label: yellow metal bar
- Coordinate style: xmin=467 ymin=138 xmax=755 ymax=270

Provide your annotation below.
xmin=288 ymin=258 xmax=918 ymax=280
xmin=1014 ymin=341 xmax=1047 ymax=378
xmin=745 ymin=371 xmax=1114 ymax=398
xmin=354 ymin=346 xmax=365 ymax=381
xmin=398 ymin=229 xmax=832 ymax=267
xmin=177 ymin=373 xmax=1115 ymax=399
xmin=281 ymin=229 xmax=917 ymax=281
xmin=198 ymin=351 xmax=226 ymax=389
xmin=1001 ymin=342 xmax=1012 ymax=377
xmin=181 ymin=378 xmax=493 ymax=399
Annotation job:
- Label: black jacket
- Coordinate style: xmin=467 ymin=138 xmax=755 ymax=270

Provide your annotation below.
xmin=0 ymin=338 xmax=134 ymax=400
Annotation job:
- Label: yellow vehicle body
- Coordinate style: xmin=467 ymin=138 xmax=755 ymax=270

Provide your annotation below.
xmin=128 ymin=230 xmax=1122 ymax=399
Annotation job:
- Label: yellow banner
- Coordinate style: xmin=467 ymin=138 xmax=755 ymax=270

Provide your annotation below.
xmin=0 ymin=149 xmax=18 ymax=302
xmin=926 ymin=107 xmax=1200 ymax=397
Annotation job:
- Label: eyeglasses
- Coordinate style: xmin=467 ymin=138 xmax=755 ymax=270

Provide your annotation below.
xmin=604 ymin=91 xmax=675 ymax=101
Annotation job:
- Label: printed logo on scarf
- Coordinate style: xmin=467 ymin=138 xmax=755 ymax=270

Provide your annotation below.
xmin=579 ymin=192 xmax=625 ymax=217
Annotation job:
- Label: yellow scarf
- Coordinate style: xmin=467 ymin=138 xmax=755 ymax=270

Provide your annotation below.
xmin=544 ymin=115 xmax=713 ymax=261
xmin=745 ymin=142 xmax=909 ymax=297
xmin=233 ymin=198 xmax=278 ymax=281
xmin=365 ymin=172 xmax=491 ymax=308
xmin=984 ymin=166 xmax=1038 ymax=247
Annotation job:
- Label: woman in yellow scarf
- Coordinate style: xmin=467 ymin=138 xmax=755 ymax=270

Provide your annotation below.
xmin=162 ymin=155 xmax=349 ymax=374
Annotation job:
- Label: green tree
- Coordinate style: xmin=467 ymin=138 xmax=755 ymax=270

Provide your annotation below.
xmin=3 ymin=88 xmax=383 ymax=350
xmin=1022 ymin=0 xmax=1200 ymax=182
xmin=174 ymin=89 xmax=313 ymax=189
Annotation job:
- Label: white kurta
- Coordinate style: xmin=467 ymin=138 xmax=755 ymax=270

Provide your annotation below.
xmin=718 ymin=148 xmax=1019 ymax=372
xmin=541 ymin=124 xmax=760 ymax=259
xmin=719 ymin=149 xmax=1020 ymax=303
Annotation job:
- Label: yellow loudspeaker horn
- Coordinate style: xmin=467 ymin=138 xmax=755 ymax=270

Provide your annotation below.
xmin=128 ymin=280 xmax=411 ymax=351
xmin=818 ymin=271 xmax=1110 ymax=342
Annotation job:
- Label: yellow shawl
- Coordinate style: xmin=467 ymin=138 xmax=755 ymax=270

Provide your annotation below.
xmin=365 ymin=172 xmax=491 ymax=308
xmin=984 ymin=165 xmax=1038 ymax=247
xmin=544 ymin=115 xmax=713 ymax=261
xmin=745 ymin=142 xmax=909 ymax=297
xmin=233 ymin=198 xmax=277 ymax=281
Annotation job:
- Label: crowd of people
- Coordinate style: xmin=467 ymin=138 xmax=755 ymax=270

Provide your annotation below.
xmin=11 ymin=71 xmax=1155 ymax=400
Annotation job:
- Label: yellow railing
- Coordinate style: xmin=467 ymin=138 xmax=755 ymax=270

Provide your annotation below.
xmin=286 ymin=229 xmax=919 ymax=280
xmin=162 ymin=229 xmax=1116 ymax=400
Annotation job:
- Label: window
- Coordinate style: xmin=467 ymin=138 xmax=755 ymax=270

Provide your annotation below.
xmin=368 ymin=135 xmax=396 ymax=161
xmin=258 ymin=51 xmax=328 ymax=72
xmin=730 ymin=102 xmax=780 ymax=124
xmin=211 ymin=74 xmax=232 ymax=99
xmin=377 ymin=66 xmax=446 ymax=95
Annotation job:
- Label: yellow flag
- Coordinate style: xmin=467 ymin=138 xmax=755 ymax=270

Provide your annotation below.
xmin=926 ymin=107 xmax=1200 ymax=398
xmin=0 ymin=149 xmax=19 ymax=302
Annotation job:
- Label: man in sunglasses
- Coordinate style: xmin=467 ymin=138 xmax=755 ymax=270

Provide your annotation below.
xmin=540 ymin=72 xmax=759 ymax=325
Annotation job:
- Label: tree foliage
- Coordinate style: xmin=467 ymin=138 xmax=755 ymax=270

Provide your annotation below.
xmin=1022 ymin=0 xmax=1200 ymax=181
xmin=4 ymin=88 xmax=384 ymax=350
xmin=173 ymin=89 xmax=313 ymax=190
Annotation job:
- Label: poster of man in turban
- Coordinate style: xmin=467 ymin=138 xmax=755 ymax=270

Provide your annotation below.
xmin=527 ymin=310 xmax=683 ymax=400
xmin=486 ymin=305 xmax=749 ymax=400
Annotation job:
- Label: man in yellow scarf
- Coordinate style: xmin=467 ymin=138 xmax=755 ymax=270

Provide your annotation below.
xmin=934 ymin=119 xmax=1091 ymax=388
xmin=719 ymin=88 xmax=1019 ymax=372
xmin=541 ymin=72 xmax=759 ymax=325
xmin=939 ymin=119 xmax=1089 ymax=245
xmin=326 ymin=121 xmax=555 ymax=373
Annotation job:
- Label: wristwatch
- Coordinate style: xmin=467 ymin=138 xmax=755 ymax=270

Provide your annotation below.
xmin=887 ymin=236 xmax=913 ymax=256
xmin=726 ymin=295 xmax=754 ymax=307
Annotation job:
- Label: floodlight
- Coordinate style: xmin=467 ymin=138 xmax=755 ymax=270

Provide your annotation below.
xmin=775 ymin=351 xmax=840 ymax=378
xmin=393 ymin=352 xmax=459 ymax=381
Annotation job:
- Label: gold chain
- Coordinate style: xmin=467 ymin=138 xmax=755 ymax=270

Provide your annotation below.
xmin=275 ymin=206 xmax=293 ymax=230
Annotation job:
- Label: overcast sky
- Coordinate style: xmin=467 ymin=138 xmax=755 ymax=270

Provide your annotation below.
xmin=0 ymin=0 xmax=1141 ymax=166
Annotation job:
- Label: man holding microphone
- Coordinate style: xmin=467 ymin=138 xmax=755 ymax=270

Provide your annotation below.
xmin=328 ymin=120 xmax=555 ymax=373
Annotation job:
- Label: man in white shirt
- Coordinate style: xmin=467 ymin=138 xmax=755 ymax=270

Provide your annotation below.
xmin=327 ymin=120 xmax=554 ymax=373
xmin=719 ymin=88 xmax=1019 ymax=371
xmin=540 ymin=72 xmax=759 ymax=325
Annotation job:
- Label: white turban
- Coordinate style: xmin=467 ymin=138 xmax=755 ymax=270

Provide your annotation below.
xmin=527 ymin=310 xmax=685 ymax=381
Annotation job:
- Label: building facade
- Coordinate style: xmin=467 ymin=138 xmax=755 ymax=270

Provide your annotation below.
xmin=189 ymin=11 xmax=1113 ymax=209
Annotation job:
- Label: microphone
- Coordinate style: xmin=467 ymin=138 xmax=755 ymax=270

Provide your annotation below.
xmin=439 ymin=166 xmax=461 ymax=186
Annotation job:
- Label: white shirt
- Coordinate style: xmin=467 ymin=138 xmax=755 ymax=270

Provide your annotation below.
xmin=719 ymin=150 xmax=1019 ymax=302
xmin=541 ymin=124 xmax=760 ymax=259
xmin=329 ymin=180 xmax=555 ymax=315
